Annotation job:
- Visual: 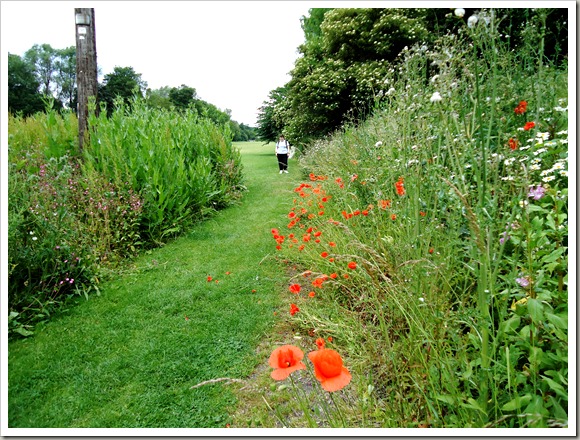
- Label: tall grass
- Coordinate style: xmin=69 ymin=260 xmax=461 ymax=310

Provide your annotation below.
xmin=8 ymin=100 xmax=244 ymax=336
xmin=271 ymin=9 xmax=568 ymax=428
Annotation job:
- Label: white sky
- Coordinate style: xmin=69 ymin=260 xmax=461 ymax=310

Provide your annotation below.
xmin=1 ymin=1 xmax=317 ymax=126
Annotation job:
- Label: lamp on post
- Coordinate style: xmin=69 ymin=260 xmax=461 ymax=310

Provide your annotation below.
xmin=75 ymin=8 xmax=97 ymax=152
xmin=75 ymin=11 xmax=91 ymax=26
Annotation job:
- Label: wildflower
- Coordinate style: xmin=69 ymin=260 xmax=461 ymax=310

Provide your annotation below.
xmin=523 ymin=122 xmax=536 ymax=131
xmin=395 ymin=177 xmax=406 ymax=196
xmin=347 ymin=262 xmax=357 ymax=270
xmin=528 ymin=185 xmax=546 ymax=200
xmin=428 ymin=248 xmax=434 ymax=254
xmin=379 ymin=199 xmax=391 ymax=209
xmin=330 ymin=273 xmax=338 ymax=279
xmin=308 ymin=291 xmax=315 ymax=298
xmin=329 ymin=242 xmax=336 ymax=247
xmin=289 ymin=284 xmax=302 ymax=294
xmin=514 ymin=100 xmax=528 ymax=115
xmin=467 ymin=15 xmax=478 ymax=27
xmin=454 ymin=8 xmax=465 ymax=18
xmin=375 ymin=141 xmax=383 ymax=147
xmin=321 ymin=252 xmax=329 ymax=258
xmin=308 ymin=348 xmax=352 ymax=392
xmin=508 ymin=138 xmax=518 ymax=150
xmin=207 ymin=276 xmax=213 ymax=282
xmin=269 ymin=345 xmax=306 ymax=380
xmin=430 ymin=91 xmax=442 ymax=103
xmin=290 ymin=303 xmax=300 ymax=316
xmin=316 ymin=338 xmax=325 ymax=350
xmin=516 ymin=277 xmax=530 ymax=288
xmin=391 ymin=214 xmax=397 ymax=220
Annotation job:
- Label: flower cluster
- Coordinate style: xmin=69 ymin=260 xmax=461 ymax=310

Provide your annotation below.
xmin=269 ymin=341 xmax=352 ymax=392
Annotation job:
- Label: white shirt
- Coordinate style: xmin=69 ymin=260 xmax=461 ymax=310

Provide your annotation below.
xmin=276 ymin=140 xmax=289 ymax=154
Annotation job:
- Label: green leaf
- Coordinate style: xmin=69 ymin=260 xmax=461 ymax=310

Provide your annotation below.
xmin=541 ymin=376 xmax=568 ymax=400
xmin=501 ymin=394 xmax=532 ymax=411
xmin=527 ymin=298 xmax=545 ymax=322
xmin=14 ymin=327 xmax=34 ymax=337
xmin=461 ymin=398 xmax=487 ymax=414
xmin=435 ymin=394 xmax=456 ymax=405
xmin=546 ymin=312 xmax=567 ymax=330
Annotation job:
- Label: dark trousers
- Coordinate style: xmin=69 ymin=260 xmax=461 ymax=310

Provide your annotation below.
xmin=277 ymin=153 xmax=288 ymax=171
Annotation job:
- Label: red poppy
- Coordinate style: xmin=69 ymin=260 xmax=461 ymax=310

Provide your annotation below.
xmin=308 ymin=291 xmax=315 ymax=298
xmin=308 ymin=348 xmax=352 ymax=392
xmin=207 ymin=276 xmax=213 ymax=282
xmin=379 ymin=199 xmax=392 ymax=209
xmin=419 ymin=211 xmax=426 ymax=217
xmin=523 ymin=121 xmax=536 ymax=131
xmin=429 ymin=248 xmax=434 ymax=254
xmin=290 ymin=303 xmax=300 ymax=316
xmin=508 ymin=138 xmax=519 ymax=150
xmin=312 ymin=277 xmax=325 ymax=288
xmin=330 ymin=273 xmax=338 ymax=279
xmin=514 ymin=100 xmax=528 ymax=115
xmin=347 ymin=262 xmax=357 ymax=270
xmin=321 ymin=252 xmax=329 ymax=258
xmin=269 ymin=345 xmax=306 ymax=380
xmin=289 ymin=284 xmax=301 ymax=294
xmin=391 ymin=214 xmax=397 ymax=220
xmin=395 ymin=177 xmax=406 ymax=196
xmin=316 ymin=338 xmax=326 ymax=350
xmin=329 ymin=242 xmax=336 ymax=247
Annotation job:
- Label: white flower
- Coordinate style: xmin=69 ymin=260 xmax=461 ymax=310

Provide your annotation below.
xmin=554 ymin=106 xmax=567 ymax=112
xmin=375 ymin=141 xmax=383 ymax=147
xmin=542 ymin=175 xmax=556 ymax=182
xmin=430 ymin=91 xmax=442 ymax=102
xmin=519 ymin=200 xmax=528 ymax=207
xmin=530 ymin=164 xmax=541 ymax=171
xmin=32 ymin=236 xmax=38 ymax=241
xmin=468 ymin=15 xmax=479 ymax=28
xmin=560 ymin=170 xmax=568 ymax=177
xmin=504 ymin=158 xmax=516 ymax=166
xmin=454 ymin=8 xmax=465 ymax=18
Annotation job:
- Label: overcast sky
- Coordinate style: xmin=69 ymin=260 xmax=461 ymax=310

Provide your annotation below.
xmin=1 ymin=1 xmax=320 ymax=126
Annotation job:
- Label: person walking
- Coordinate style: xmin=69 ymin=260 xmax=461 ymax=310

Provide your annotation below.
xmin=275 ymin=135 xmax=290 ymax=174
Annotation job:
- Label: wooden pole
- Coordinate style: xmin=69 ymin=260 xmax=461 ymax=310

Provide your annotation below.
xmin=75 ymin=8 xmax=97 ymax=152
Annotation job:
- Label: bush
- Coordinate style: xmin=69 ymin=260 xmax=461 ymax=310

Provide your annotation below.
xmin=8 ymin=101 xmax=244 ymax=336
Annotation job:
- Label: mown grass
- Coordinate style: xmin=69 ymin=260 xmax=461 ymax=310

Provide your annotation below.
xmin=8 ymin=141 xmax=300 ymax=428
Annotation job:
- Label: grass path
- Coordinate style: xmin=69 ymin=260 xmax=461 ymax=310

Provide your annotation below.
xmin=8 ymin=141 xmax=300 ymax=428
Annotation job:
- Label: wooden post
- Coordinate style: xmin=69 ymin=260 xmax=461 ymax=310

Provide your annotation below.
xmin=75 ymin=8 xmax=97 ymax=152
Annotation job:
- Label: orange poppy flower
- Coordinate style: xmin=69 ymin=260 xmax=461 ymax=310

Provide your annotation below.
xmin=290 ymin=303 xmax=300 ymax=316
xmin=207 ymin=276 xmax=213 ymax=282
xmin=316 ymin=338 xmax=326 ymax=349
xmin=348 ymin=261 xmax=357 ymax=270
xmin=269 ymin=345 xmax=306 ymax=380
xmin=289 ymin=284 xmax=301 ymax=294
xmin=523 ymin=121 xmax=536 ymax=131
xmin=308 ymin=348 xmax=352 ymax=392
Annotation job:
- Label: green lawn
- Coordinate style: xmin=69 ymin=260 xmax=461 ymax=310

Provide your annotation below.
xmin=8 ymin=141 xmax=299 ymax=428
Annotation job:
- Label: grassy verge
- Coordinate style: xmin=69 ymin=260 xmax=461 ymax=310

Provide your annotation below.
xmin=8 ymin=141 xmax=300 ymax=428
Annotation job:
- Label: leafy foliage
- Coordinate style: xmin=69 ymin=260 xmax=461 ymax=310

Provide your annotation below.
xmin=7 ymin=53 xmax=45 ymax=116
xmin=98 ymin=66 xmax=148 ymax=115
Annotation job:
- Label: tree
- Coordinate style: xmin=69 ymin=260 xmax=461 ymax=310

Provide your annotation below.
xmin=23 ymin=44 xmax=57 ymax=96
xmin=256 ymin=86 xmax=288 ymax=143
xmin=8 ymin=53 xmax=45 ymax=116
xmin=168 ymin=84 xmax=197 ymax=110
xmin=99 ymin=66 xmax=147 ymax=115
xmin=53 ymin=47 xmax=77 ymax=109
xmin=284 ymin=8 xmax=430 ymax=145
